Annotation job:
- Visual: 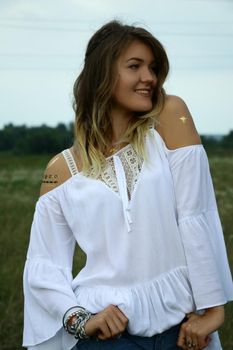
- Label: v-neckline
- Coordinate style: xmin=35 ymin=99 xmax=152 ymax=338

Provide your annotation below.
xmin=76 ymin=128 xmax=152 ymax=207
xmin=98 ymin=152 xmax=146 ymax=206
xmin=75 ymin=128 xmax=153 ymax=232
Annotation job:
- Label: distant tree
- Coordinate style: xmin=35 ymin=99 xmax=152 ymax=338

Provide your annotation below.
xmin=0 ymin=124 xmax=232 ymax=154
xmin=220 ymin=130 xmax=233 ymax=149
xmin=200 ymin=135 xmax=221 ymax=151
xmin=0 ymin=123 xmax=28 ymax=151
xmin=0 ymin=123 xmax=74 ymax=154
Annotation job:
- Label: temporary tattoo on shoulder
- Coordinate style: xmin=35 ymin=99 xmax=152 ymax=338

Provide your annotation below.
xmin=179 ymin=115 xmax=188 ymax=123
xmin=42 ymin=174 xmax=59 ymax=184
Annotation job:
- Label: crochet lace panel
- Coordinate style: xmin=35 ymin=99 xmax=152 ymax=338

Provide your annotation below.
xmin=97 ymin=145 xmax=143 ymax=200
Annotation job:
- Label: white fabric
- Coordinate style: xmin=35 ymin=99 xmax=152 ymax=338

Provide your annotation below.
xmin=23 ymin=128 xmax=233 ymax=350
xmin=61 ymin=149 xmax=79 ymax=176
xmin=63 ymin=144 xmax=144 ymax=200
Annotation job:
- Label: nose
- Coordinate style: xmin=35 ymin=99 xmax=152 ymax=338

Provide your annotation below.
xmin=141 ymin=67 xmax=157 ymax=84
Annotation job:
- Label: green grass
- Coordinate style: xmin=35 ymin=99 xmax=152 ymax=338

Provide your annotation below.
xmin=0 ymin=153 xmax=232 ymax=349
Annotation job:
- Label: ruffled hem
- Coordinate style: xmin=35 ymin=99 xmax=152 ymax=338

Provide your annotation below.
xmin=178 ymin=210 xmax=233 ymax=309
xmin=23 ymin=257 xmax=78 ymax=347
xmin=74 ymin=266 xmax=195 ymax=337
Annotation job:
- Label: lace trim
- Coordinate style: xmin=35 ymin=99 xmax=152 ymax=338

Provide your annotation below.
xmin=97 ymin=145 xmax=143 ymax=200
xmin=62 ymin=145 xmax=143 ymax=201
xmin=62 ymin=149 xmax=79 ymax=176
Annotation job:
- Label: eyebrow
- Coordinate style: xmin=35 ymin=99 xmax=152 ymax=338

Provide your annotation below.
xmin=126 ymin=57 xmax=143 ymax=62
xmin=126 ymin=57 xmax=156 ymax=64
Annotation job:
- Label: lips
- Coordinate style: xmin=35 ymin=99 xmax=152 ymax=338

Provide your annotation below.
xmin=135 ymin=89 xmax=152 ymax=97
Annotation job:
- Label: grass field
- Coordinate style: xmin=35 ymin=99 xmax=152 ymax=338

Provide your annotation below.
xmin=0 ymin=152 xmax=232 ymax=349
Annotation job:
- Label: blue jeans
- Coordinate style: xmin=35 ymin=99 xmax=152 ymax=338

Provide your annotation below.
xmin=73 ymin=319 xmax=185 ymax=350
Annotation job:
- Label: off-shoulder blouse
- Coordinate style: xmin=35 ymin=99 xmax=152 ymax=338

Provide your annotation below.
xmin=23 ymin=128 xmax=233 ymax=350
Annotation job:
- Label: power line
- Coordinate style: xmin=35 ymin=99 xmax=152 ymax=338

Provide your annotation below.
xmin=0 ymin=23 xmax=91 ymax=32
xmin=0 ymin=17 xmax=232 ymax=25
xmin=0 ymin=53 xmax=82 ymax=58
xmin=0 ymin=23 xmax=233 ymax=37
xmin=0 ymin=17 xmax=93 ymax=23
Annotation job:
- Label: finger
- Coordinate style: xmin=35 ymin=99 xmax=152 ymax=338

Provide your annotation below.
xmin=111 ymin=313 xmax=128 ymax=333
xmin=177 ymin=326 xmax=187 ymax=348
xmin=104 ymin=306 xmax=127 ymax=327
xmin=190 ymin=335 xmax=198 ymax=350
xmin=184 ymin=322 xmax=192 ymax=344
xmin=186 ymin=325 xmax=201 ymax=350
xmin=177 ymin=336 xmax=186 ymax=349
xmin=197 ymin=335 xmax=211 ymax=350
xmin=179 ymin=322 xmax=193 ymax=349
xmin=114 ymin=306 xmax=129 ymax=324
xmin=97 ymin=321 xmax=112 ymax=340
xmin=105 ymin=315 xmax=123 ymax=338
xmin=185 ymin=336 xmax=194 ymax=350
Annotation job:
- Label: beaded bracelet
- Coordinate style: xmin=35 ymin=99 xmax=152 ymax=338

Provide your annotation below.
xmin=62 ymin=306 xmax=92 ymax=339
xmin=74 ymin=312 xmax=92 ymax=339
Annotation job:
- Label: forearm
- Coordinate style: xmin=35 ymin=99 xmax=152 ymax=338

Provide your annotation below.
xmin=203 ymin=304 xmax=225 ymax=330
xmin=204 ymin=304 xmax=225 ymax=317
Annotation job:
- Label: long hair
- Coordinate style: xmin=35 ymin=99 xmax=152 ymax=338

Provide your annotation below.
xmin=73 ymin=20 xmax=169 ymax=177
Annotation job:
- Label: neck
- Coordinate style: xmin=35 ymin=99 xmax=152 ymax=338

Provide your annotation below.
xmin=110 ymin=109 xmax=132 ymax=144
xmin=103 ymin=110 xmax=132 ymax=157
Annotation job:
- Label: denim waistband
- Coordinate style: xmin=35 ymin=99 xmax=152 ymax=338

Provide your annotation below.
xmin=75 ymin=317 xmax=187 ymax=350
xmin=123 ymin=316 xmax=187 ymax=339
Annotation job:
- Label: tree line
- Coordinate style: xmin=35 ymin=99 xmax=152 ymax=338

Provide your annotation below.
xmin=0 ymin=123 xmax=232 ymax=154
xmin=0 ymin=123 xmax=74 ymax=154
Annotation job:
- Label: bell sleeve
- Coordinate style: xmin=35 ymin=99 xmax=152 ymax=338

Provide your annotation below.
xmin=166 ymin=144 xmax=233 ymax=311
xmin=23 ymin=189 xmax=77 ymax=348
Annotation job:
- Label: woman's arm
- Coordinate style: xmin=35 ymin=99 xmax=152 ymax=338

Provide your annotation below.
xmin=157 ymin=95 xmax=232 ymax=349
xmin=39 ymin=152 xmax=72 ymax=196
xmin=156 ymin=94 xmax=202 ymax=150
xmin=23 ymin=156 xmax=78 ymax=348
xmin=177 ymin=305 xmax=225 ymax=349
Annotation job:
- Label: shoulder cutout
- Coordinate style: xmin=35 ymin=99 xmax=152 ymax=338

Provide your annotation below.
xmin=155 ymin=95 xmax=202 ymax=150
xmin=39 ymin=152 xmax=72 ymax=197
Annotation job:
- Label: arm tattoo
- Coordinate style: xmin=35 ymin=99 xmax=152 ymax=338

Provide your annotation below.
xmin=42 ymin=174 xmax=59 ymax=184
xmin=179 ymin=115 xmax=188 ymax=123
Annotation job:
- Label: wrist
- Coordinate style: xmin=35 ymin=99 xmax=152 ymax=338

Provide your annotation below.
xmin=205 ymin=305 xmax=225 ymax=316
xmin=62 ymin=306 xmax=92 ymax=339
xmin=84 ymin=316 xmax=99 ymax=338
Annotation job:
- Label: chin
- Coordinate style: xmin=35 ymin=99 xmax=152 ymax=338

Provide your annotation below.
xmin=134 ymin=104 xmax=153 ymax=113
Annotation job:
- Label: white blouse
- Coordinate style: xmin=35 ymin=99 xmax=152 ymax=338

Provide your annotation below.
xmin=23 ymin=128 xmax=233 ymax=350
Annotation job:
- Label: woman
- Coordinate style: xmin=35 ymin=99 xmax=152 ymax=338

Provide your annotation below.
xmin=23 ymin=20 xmax=233 ymax=350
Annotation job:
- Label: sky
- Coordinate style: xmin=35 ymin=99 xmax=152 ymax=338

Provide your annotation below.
xmin=0 ymin=0 xmax=233 ymax=135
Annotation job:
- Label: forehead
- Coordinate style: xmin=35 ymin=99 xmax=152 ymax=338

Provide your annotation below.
xmin=118 ymin=40 xmax=155 ymax=62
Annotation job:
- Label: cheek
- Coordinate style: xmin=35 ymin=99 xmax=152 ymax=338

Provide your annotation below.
xmin=117 ymin=72 xmax=136 ymax=88
xmin=113 ymin=77 xmax=132 ymax=100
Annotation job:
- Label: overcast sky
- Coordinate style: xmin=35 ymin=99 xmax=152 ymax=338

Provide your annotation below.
xmin=0 ymin=0 xmax=233 ymax=134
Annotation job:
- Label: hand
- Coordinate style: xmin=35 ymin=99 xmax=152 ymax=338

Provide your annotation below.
xmin=177 ymin=306 xmax=225 ymax=349
xmin=84 ymin=304 xmax=129 ymax=340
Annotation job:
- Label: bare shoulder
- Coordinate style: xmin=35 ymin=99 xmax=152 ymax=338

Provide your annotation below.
xmin=156 ymin=94 xmax=202 ymax=150
xmin=39 ymin=151 xmax=72 ymax=197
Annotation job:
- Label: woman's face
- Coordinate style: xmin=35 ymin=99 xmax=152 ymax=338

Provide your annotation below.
xmin=111 ymin=40 xmax=157 ymax=116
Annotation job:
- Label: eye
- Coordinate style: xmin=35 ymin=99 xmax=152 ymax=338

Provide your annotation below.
xmin=129 ymin=64 xmax=139 ymax=70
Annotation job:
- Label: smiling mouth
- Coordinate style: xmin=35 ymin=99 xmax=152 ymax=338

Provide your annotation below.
xmin=135 ymin=89 xmax=152 ymax=97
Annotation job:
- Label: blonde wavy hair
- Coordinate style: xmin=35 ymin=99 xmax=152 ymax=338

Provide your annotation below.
xmin=73 ymin=20 xmax=169 ymax=177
